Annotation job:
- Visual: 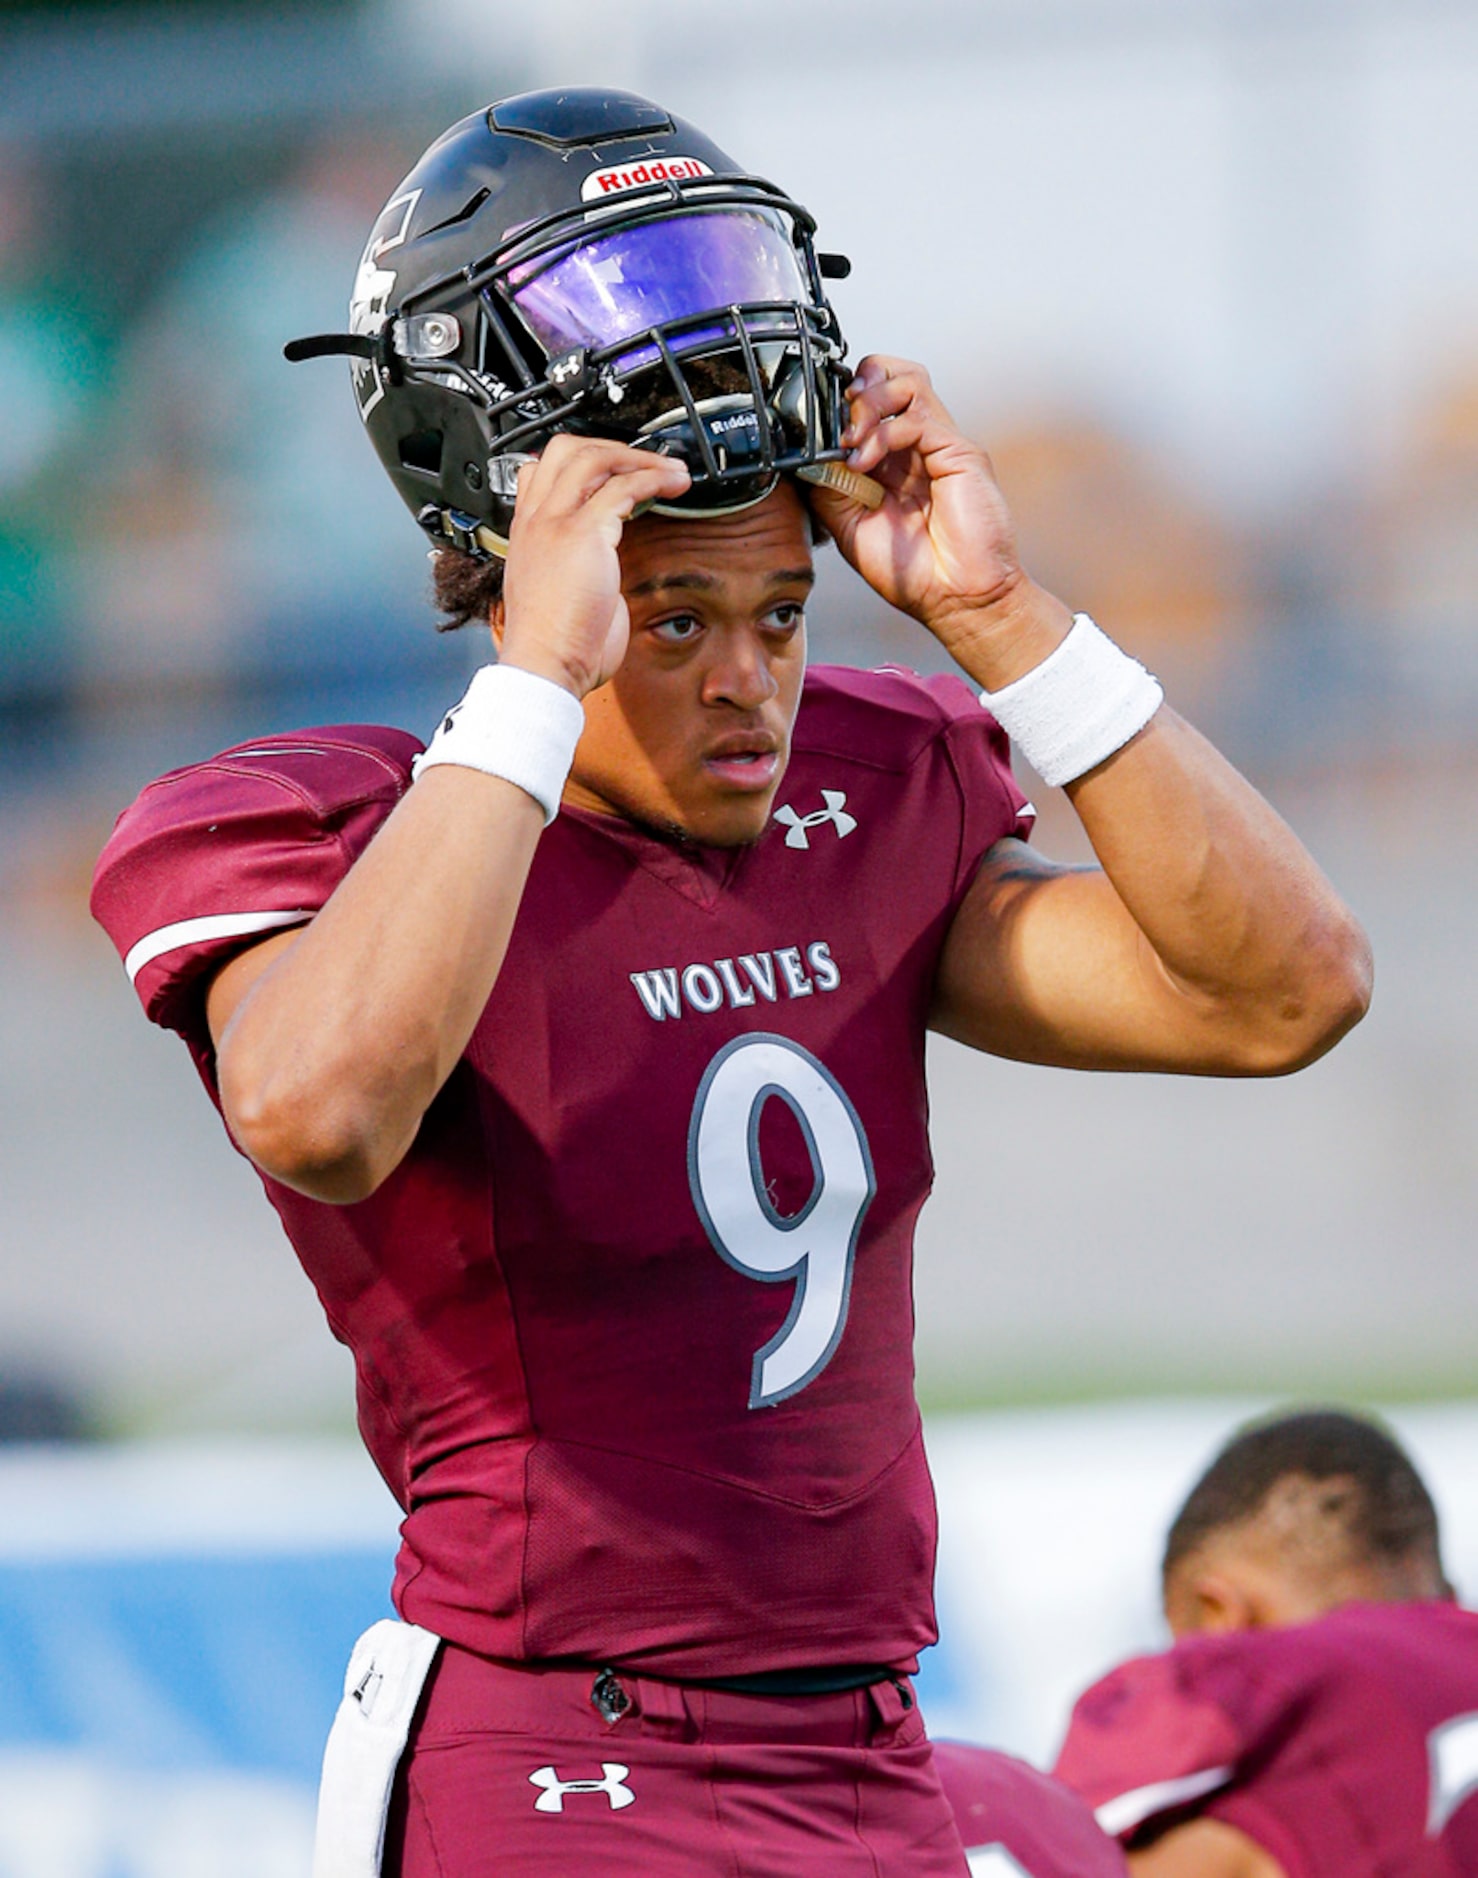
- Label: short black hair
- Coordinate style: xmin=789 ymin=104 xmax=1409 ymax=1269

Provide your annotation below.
xmin=1162 ymin=1407 xmax=1445 ymax=1590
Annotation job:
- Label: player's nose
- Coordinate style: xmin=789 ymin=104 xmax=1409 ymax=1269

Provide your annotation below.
xmin=702 ymin=624 xmax=780 ymax=711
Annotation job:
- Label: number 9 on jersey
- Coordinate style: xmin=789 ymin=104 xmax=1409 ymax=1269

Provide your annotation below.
xmin=688 ymin=1034 xmax=876 ymax=1409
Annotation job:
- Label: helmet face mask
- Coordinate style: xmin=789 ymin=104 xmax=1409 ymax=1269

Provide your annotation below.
xmin=289 ymin=89 xmax=854 ymax=558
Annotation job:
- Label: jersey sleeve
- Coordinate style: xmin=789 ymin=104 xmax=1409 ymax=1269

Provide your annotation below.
xmin=916 ymin=670 xmax=1036 ymax=900
xmin=1052 ymin=1647 xmax=1252 ymax=1843
xmin=91 ymin=725 xmax=420 ymax=1041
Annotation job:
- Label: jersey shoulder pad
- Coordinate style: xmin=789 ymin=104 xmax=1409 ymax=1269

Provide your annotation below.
xmin=793 ymin=665 xmax=1034 ymax=877
xmin=933 ymin=1742 xmax=1128 ymax=1875
xmin=1053 ymin=1642 xmax=1252 ymax=1841
xmin=795 ymin=663 xmax=1004 ymax=771
xmin=91 ymin=724 xmax=420 ymax=1035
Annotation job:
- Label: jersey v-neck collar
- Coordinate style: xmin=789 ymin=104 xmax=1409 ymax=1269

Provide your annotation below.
xmin=558 ymin=803 xmax=756 ymax=911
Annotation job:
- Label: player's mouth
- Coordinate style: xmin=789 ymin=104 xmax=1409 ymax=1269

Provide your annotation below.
xmin=702 ymin=732 xmax=783 ymax=792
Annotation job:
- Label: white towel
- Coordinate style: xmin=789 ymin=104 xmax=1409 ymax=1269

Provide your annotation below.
xmin=312 ymin=1618 xmax=443 ymax=1878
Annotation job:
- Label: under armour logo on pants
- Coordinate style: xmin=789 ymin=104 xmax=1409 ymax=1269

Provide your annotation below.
xmin=528 ymin=1763 xmax=637 ymax=1812
xmin=774 ymin=789 xmax=858 ymax=849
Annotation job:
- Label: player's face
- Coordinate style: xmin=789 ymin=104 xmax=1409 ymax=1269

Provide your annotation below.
xmin=566 ymin=481 xmax=813 ymax=846
xmin=1163 ymin=1537 xmax=1336 ymax=1639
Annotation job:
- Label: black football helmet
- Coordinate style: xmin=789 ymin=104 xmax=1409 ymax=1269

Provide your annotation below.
xmin=286 ymin=87 xmax=856 ymax=560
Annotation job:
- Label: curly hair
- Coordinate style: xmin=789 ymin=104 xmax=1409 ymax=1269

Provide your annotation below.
xmin=431 ymin=546 xmax=505 ymax=634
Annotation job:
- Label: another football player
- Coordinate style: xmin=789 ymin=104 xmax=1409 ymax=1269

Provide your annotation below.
xmin=1054 ymin=1409 xmax=1478 ymax=1876
xmin=92 ymin=89 xmax=1370 ymax=1876
xmin=933 ymin=1740 xmax=1128 ymax=1875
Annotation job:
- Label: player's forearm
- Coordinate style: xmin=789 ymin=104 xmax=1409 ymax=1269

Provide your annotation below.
xmin=214 ymin=767 xmax=544 ymax=1202
xmin=940 ymin=582 xmax=1371 ymax=1073
xmin=1059 ymin=705 xmax=1371 ymax=1069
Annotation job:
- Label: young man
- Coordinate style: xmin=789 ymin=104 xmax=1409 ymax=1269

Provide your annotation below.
xmin=92 ymin=89 xmax=1370 ymax=1876
xmin=1054 ymin=1410 xmax=1478 ymax=1877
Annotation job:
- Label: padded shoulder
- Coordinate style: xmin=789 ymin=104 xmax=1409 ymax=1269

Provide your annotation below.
xmin=794 ymin=665 xmax=1035 ymax=880
xmin=91 ymin=725 xmax=420 ymax=1035
xmin=1054 ymin=1642 xmax=1265 ymax=1842
xmin=933 ymin=1741 xmax=1129 ymax=1874
xmin=795 ymin=663 xmax=1006 ymax=771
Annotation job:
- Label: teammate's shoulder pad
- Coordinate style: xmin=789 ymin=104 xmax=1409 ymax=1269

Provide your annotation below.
xmin=933 ymin=1741 xmax=1128 ymax=1874
xmin=1054 ymin=1642 xmax=1245 ymax=1836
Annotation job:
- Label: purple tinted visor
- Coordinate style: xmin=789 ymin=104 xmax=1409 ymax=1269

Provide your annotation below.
xmin=508 ymin=206 xmax=810 ymax=367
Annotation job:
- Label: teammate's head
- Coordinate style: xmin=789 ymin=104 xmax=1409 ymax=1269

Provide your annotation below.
xmin=286 ymin=86 xmax=854 ymax=560
xmin=1161 ymin=1408 xmax=1452 ymax=1638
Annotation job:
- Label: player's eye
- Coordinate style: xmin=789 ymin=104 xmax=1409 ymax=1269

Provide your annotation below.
xmin=651 ymin=613 xmax=704 ymax=645
xmin=762 ymin=603 xmax=806 ymax=635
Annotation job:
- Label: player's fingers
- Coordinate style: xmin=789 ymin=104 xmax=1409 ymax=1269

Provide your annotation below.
xmin=515 ymin=435 xmax=690 ymax=520
xmin=842 ymin=374 xmax=948 ymax=464
xmin=580 ymin=455 xmax=694 ymax=523
xmin=846 ymin=404 xmax=933 ymax=476
xmin=519 ymin=432 xmax=689 ymax=502
xmin=847 ymin=353 xmax=934 ymax=397
xmin=844 ymin=356 xmax=937 ymax=421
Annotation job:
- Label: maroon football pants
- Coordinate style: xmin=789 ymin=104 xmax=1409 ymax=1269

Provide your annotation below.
xmin=384 ymin=1644 xmax=973 ymax=1876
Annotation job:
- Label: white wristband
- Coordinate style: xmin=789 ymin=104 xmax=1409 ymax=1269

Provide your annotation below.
xmin=978 ymin=613 xmax=1163 ymax=787
xmin=412 ymin=663 xmax=585 ymax=824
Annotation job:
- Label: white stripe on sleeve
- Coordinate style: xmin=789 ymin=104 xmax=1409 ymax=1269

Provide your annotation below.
xmin=124 ymin=909 xmax=312 ymax=984
xmin=1094 ymin=1764 xmax=1236 ymax=1838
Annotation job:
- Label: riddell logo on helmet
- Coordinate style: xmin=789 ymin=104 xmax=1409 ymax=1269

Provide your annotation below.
xmin=580 ymin=157 xmax=713 ymax=202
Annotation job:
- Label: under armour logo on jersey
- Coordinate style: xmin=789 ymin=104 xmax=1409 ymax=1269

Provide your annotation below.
xmin=529 ymin=1764 xmax=636 ymax=1813
xmin=774 ymin=789 xmax=857 ymax=849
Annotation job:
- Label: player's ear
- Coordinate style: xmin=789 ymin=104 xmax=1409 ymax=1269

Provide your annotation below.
xmin=1171 ymin=1570 xmax=1259 ymax=1637
xmin=489 ymin=597 xmax=506 ymax=652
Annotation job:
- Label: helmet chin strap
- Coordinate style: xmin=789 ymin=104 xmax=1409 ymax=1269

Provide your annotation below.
xmin=644 ymin=459 xmax=886 ymax=518
xmin=796 ymin=461 xmax=885 ymax=510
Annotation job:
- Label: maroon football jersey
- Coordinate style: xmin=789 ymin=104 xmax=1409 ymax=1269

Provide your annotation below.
xmin=92 ymin=664 xmax=1032 ymax=1677
xmin=1054 ymin=1601 xmax=1478 ymax=1877
xmin=932 ymin=1742 xmax=1128 ymax=1876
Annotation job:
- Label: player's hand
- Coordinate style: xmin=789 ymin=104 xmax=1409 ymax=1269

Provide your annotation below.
xmin=808 ymin=356 xmax=1072 ymax=686
xmin=498 ymin=435 xmax=692 ymax=697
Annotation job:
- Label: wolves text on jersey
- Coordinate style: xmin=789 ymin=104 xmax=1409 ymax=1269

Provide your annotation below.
xmin=630 ymin=942 xmax=840 ymax=1021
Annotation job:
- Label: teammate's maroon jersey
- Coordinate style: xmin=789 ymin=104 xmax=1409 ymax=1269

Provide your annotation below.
xmin=932 ymin=1742 xmax=1127 ymax=1876
xmin=1053 ymin=1600 xmax=1478 ymax=1877
xmin=92 ymin=664 xmax=1032 ymax=1678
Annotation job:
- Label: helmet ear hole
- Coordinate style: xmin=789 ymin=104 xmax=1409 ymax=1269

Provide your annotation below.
xmin=398 ymin=430 xmax=444 ymax=478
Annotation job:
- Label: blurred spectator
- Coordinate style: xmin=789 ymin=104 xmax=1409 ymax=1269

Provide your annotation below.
xmin=0 ymin=149 xmax=111 ymax=697
xmin=80 ymin=129 xmax=432 ymax=694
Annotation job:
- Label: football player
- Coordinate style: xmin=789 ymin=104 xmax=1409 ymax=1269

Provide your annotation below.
xmin=1054 ymin=1409 xmax=1478 ymax=1876
xmin=91 ymin=88 xmax=1370 ymax=1877
xmin=933 ymin=1740 xmax=1128 ymax=1875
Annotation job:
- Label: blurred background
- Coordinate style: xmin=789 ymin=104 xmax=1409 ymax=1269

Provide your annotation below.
xmin=1 ymin=0 xmax=1476 ymax=1868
